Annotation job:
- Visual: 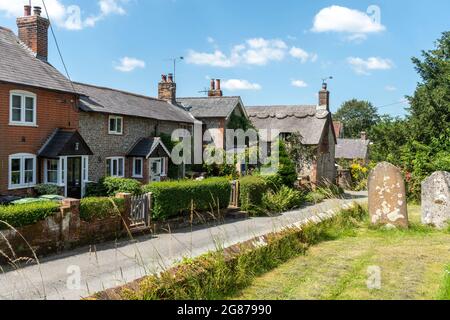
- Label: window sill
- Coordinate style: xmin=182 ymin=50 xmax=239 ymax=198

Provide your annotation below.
xmin=108 ymin=132 xmax=123 ymax=136
xmin=9 ymin=122 xmax=38 ymax=128
xmin=8 ymin=184 xmax=36 ymax=190
xmin=132 ymin=175 xmax=144 ymax=179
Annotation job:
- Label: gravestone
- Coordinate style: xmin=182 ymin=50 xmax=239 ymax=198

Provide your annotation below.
xmin=422 ymin=171 xmax=450 ymax=229
xmin=368 ymin=162 xmax=408 ymax=228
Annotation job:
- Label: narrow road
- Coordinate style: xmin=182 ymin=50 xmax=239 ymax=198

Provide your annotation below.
xmin=0 ymin=192 xmax=367 ymax=300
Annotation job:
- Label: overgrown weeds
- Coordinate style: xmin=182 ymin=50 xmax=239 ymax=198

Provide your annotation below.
xmin=437 ymin=265 xmax=450 ymax=300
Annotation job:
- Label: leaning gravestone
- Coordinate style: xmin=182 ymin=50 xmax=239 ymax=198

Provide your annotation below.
xmin=368 ymin=162 xmax=408 ymax=229
xmin=422 ymin=171 xmax=450 ymax=229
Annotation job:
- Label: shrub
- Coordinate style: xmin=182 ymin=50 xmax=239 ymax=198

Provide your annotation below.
xmin=34 ymin=184 xmax=61 ymax=196
xmin=102 ymin=177 xmax=143 ymax=196
xmin=79 ymin=197 xmax=125 ymax=222
xmin=85 ymin=181 xmax=108 ymax=197
xmin=0 ymin=202 xmax=60 ymax=229
xmin=260 ymin=174 xmax=284 ymax=192
xmin=305 ymin=191 xmax=326 ymax=204
xmin=239 ymin=176 xmax=268 ymax=215
xmin=262 ymin=186 xmax=305 ymax=214
xmin=143 ymin=178 xmax=231 ymax=220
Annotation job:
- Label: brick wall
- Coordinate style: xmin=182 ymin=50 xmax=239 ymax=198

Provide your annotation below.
xmin=0 ymin=83 xmax=79 ymax=195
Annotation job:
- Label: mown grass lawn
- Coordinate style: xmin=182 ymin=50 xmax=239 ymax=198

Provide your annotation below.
xmin=233 ymin=205 xmax=450 ymax=300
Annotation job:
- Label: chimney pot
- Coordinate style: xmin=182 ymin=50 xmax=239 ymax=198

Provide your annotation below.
xmin=24 ymin=5 xmax=31 ymax=16
xmin=216 ymin=79 xmax=221 ymax=91
xmin=33 ymin=6 xmax=42 ymax=16
xmin=361 ymin=132 xmax=367 ymax=141
xmin=158 ymin=72 xmax=176 ymax=103
xmin=318 ymin=85 xmax=330 ymax=112
xmin=17 ymin=6 xmax=50 ymax=60
xmin=210 ymin=79 xmax=215 ymax=90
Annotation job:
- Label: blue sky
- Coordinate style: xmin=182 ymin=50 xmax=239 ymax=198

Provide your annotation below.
xmin=1 ymin=0 xmax=449 ymax=117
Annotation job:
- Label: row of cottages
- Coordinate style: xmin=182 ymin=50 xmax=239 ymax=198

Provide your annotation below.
xmin=0 ymin=5 xmax=336 ymax=200
xmin=0 ymin=6 xmax=198 ymax=199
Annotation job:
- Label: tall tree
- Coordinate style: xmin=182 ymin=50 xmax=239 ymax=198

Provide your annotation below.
xmin=407 ymin=31 xmax=450 ymax=145
xmin=334 ymin=99 xmax=380 ymax=139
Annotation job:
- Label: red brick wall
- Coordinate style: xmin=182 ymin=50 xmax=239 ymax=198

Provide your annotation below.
xmin=0 ymin=83 xmax=79 ymax=195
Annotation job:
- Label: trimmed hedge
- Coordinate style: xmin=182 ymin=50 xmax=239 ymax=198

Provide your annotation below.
xmin=143 ymin=178 xmax=231 ymax=220
xmin=80 ymin=197 xmax=125 ymax=222
xmin=0 ymin=202 xmax=60 ymax=229
xmin=239 ymin=176 xmax=269 ymax=215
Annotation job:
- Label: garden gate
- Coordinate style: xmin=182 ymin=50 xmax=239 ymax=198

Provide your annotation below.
xmin=130 ymin=193 xmax=152 ymax=227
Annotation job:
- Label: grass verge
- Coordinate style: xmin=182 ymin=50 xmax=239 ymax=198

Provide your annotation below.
xmin=94 ymin=203 xmax=367 ymax=300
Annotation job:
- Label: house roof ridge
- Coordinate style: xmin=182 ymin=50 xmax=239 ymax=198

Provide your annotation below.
xmin=74 ymin=82 xmax=164 ymax=102
xmin=178 ymin=96 xmax=241 ymax=100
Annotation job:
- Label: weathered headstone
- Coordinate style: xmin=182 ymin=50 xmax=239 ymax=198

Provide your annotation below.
xmin=422 ymin=171 xmax=450 ymax=229
xmin=368 ymin=162 xmax=408 ymax=228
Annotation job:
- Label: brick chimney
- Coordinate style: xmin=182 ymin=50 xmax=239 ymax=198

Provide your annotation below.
xmin=158 ymin=73 xmax=177 ymax=103
xmin=17 ymin=6 xmax=50 ymax=61
xmin=318 ymin=82 xmax=330 ymax=111
xmin=361 ymin=131 xmax=368 ymax=141
xmin=208 ymin=79 xmax=223 ymax=97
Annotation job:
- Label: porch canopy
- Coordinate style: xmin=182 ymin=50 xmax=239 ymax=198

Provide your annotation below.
xmin=38 ymin=129 xmax=93 ymax=158
xmin=127 ymin=137 xmax=171 ymax=159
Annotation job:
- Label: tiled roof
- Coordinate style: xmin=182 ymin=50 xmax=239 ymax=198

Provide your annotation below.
xmin=75 ymin=83 xmax=196 ymax=123
xmin=38 ymin=129 xmax=93 ymax=158
xmin=127 ymin=138 xmax=170 ymax=158
xmin=336 ymin=139 xmax=370 ymax=160
xmin=177 ymin=96 xmax=242 ymax=118
xmin=246 ymin=105 xmax=330 ymax=145
xmin=0 ymin=27 xmax=75 ymax=93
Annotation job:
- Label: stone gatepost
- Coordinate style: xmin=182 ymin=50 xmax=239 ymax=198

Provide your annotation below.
xmin=116 ymin=193 xmax=132 ymax=230
xmin=60 ymin=198 xmax=81 ymax=248
xmin=422 ymin=171 xmax=450 ymax=229
xmin=368 ymin=162 xmax=408 ymax=229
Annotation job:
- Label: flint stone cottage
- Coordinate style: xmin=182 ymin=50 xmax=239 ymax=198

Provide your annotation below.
xmin=75 ymin=74 xmax=196 ymax=185
xmin=0 ymin=6 xmax=93 ymax=199
xmin=246 ymin=84 xmax=337 ymax=186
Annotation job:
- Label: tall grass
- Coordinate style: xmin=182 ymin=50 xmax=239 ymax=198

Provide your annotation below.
xmin=100 ymin=204 xmax=367 ymax=300
xmin=437 ymin=265 xmax=450 ymax=300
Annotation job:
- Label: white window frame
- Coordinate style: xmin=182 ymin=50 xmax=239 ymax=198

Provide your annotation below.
xmin=108 ymin=115 xmax=123 ymax=135
xmin=9 ymin=90 xmax=37 ymax=126
xmin=132 ymin=157 xmax=144 ymax=178
xmin=8 ymin=153 xmax=37 ymax=190
xmin=44 ymin=157 xmax=70 ymax=187
xmin=106 ymin=157 xmax=125 ymax=178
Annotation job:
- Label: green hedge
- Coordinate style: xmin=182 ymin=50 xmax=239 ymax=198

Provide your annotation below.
xmin=0 ymin=202 xmax=60 ymax=229
xmin=87 ymin=177 xmax=143 ymax=197
xmin=239 ymin=176 xmax=269 ymax=215
xmin=80 ymin=197 xmax=125 ymax=222
xmin=143 ymin=178 xmax=231 ymax=220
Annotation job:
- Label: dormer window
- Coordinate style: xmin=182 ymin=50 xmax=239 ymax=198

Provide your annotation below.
xmin=10 ymin=91 xmax=37 ymax=126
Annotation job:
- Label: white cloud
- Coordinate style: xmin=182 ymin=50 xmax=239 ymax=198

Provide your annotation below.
xmin=115 ymin=57 xmax=146 ymax=72
xmin=291 ymin=80 xmax=308 ymax=88
xmin=312 ymin=5 xmax=385 ymax=41
xmin=221 ymin=79 xmax=262 ymax=91
xmin=0 ymin=0 xmax=128 ymax=30
xmin=347 ymin=57 xmax=393 ymax=75
xmin=188 ymin=38 xmax=317 ymax=68
xmin=289 ymin=47 xmax=318 ymax=63
xmin=385 ymin=85 xmax=397 ymax=92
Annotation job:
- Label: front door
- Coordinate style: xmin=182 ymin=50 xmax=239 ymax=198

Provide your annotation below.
xmin=67 ymin=157 xmax=82 ymax=198
xmin=149 ymin=158 xmax=162 ymax=182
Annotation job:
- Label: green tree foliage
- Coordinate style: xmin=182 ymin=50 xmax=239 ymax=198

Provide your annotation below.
xmin=335 ymin=99 xmax=380 ymax=138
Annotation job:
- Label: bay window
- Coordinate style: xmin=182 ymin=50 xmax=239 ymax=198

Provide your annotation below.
xmin=9 ymin=154 xmax=36 ymax=189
